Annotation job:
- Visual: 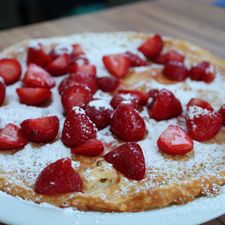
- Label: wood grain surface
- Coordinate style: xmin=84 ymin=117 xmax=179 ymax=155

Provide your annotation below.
xmin=0 ymin=0 xmax=225 ymax=224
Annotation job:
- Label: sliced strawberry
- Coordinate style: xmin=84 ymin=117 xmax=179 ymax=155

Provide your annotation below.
xmin=58 ymin=73 xmax=97 ymax=95
xmin=72 ymin=44 xmax=84 ymax=57
xmin=71 ymin=139 xmax=104 ymax=156
xmin=147 ymin=89 xmax=182 ymax=121
xmin=188 ymin=61 xmax=215 ymax=83
xmin=104 ymin=142 xmax=146 ymax=180
xmin=68 ymin=64 xmax=96 ymax=76
xmin=0 ymin=124 xmax=28 ymax=150
xmin=0 ymin=79 xmax=6 ymax=105
xmin=186 ymin=106 xmax=222 ymax=141
xmin=138 ymin=34 xmax=163 ymax=59
xmin=155 ymin=50 xmax=184 ymax=65
xmin=27 ymin=44 xmax=52 ymax=67
xmin=103 ymin=54 xmax=130 ymax=78
xmin=21 ymin=116 xmax=59 ymax=143
xmin=96 ymin=76 xmax=120 ymax=93
xmin=16 ymin=87 xmax=51 ymax=106
xmin=62 ymin=107 xmax=97 ymax=147
xmin=0 ymin=58 xmax=22 ymax=85
xmin=157 ymin=125 xmax=193 ymax=155
xmin=124 ymin=51 xmax=147 ymax=67
xmin=45 ymin=54 xmax=69 ymax=76
xmin=61 ymin=85 xmax=92 ymax=114
xmin=85 ymin=99 xmax=113 ymax=129
xmin=35 ymin=158 xmax=83 ymax=195
xmin=110 ymin=102 xmax=146 ymax=141
xmin=219 ymin=104 xmax=225 ymax=126
xmin=162 ymin=61 xmax=187 ymax=81
xmin=187 ymin=98 xmax=213 ymax=111
xmin=23 ymin=64 xmax=55 ymax=89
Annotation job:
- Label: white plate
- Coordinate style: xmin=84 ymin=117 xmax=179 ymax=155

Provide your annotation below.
xmin=1 ymin=187 xmax=225 ymax=225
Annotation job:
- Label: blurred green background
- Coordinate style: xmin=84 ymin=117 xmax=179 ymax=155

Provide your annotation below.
xmin=0 ymin=0 xmax=145 ymax=30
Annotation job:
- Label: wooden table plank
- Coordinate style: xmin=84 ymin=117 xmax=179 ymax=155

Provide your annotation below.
xmin=0 ymin=1 xmax=225 ymax=225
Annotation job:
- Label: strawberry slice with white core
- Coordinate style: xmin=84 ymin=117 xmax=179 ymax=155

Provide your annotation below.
xmin=23 ymin=64 xmax=55 ymax=88
xmin=0 ymin=58 xmax=22 ymax=85
xmin=157 ymin=125 xmax=193 ymax=155
xmin=0 ymin=124 xmax=28 ymax=150
xmin=16 ymin=87 xmax=52 ymax=106
xmin=103 ymin=54 xmax=130 ymax=78
xmin=21 ymin=116 xmax=59 ymax=143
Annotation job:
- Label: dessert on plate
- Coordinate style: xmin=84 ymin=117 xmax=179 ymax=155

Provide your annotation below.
xmin=0 ymin=32 xmax=224 ymax=212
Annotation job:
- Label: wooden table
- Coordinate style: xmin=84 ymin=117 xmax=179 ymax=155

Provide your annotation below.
xmin=0 ymin=0 xmax=225 ymax=224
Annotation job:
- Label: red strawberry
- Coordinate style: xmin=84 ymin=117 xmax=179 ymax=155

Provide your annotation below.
xmin=118 ymin=90 xmax=148 ymax=105
xmin=186 ymin=106 xmax=222 ymax=141
xmin=124 ymin=51 xmax=147 ymax=67
xmin=61 ymin=85 xmax=92 ymax=114
xmin=21 ymin=116 xmax=59 ymax=143
xmin=157 ymin=125 xmax=193 ymax=155
xmin=219 ymin=104 xmax=225 ymax=126
xmin=16 ymin=88 xmax=51 ymax=106
xmin=68 ymin=64 xmax=96 ymax=76
xmin=147 ymin=89 xmax=182 ymax=121
xmin=27 ymin=44 xmax=52 ymax=67
xmin=110 ymin=102 xmax=146 ymax=141
xmin=103 ymin=54 xmax=130 ymax=78
xmin=71 ymin=139 xmax=104 ymax=156
xmin=187 ymin=98 xmax=213 ymax=111
xmin=0 ymin=58 xmax=22 ymax=85
xmin=62 ymin=107 xmax=97 ymax=147
xmin=45 ymin=54 xmax=69 ymax=76
xmin=96 ymin=76 xmax=120 ymax=93
xmin=72 ymin=44 xmax=84 ymax=57
xmin=0 ymin=124 xmax=28 ymax=150
xmin=154 ymin=50 xmax=184 ymax=65
xmin=188 ymin=61 xmax=215 ymax=83
xmin=162 ymin=61 xmax=187 ymax=81
xmin=35 ymin=158 xmax=83 ymax=195
xmin=138 ymin=34 xmax=163 ymax=59
xmin=104 ymin=142 xmax=146 ymax=180
xmin=0 ymin=78 xmax=6 ymax=105
xmin=23 ymin=64 xmax=55 ymax=89
xmin=58 ymin=73 xmax=97 ymax=95
xmin=85 ymin=99 xmax=113 ymax=129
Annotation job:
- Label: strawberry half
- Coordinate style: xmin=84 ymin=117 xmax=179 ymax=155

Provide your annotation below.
xmin=147 ymin=88 xmax=182 ymax=121
xmin=46 ymin=54 xmax=69 ymax=76
xmin=187 ymin=98 xmax=214 ymax=111
xmin=61 ymin=85 xmax=92 ymax=114
xmin=0 ymin=58 xmax=22 ymax=85
xmin=62 ymin=107 xmax=97 ymax=147
xmin=104 ymin=142 xmax=146 ymax=180
xmin=186 ymin=106 xmax=222 ymax=141
xmin=219 ymin=104 xmax=225 ymax=126
xmin=35 ymin=158 xmax=83 ymax=195
xmin=58 ymin=73 xmax=97 ymax=95
xmin=23 ymin=64 xmax=55 ymax=89
xmin=96 ymin=76 xmax=120 ymax=93
xmin=85 ymin=99 xmax=113 ymax=129
xmin=68 ymin=64 xmax=96 ymax=76
xmin=71 ymin=139 xmax=104 ymax=156
xmin=0 ymin=124 xmax=28 ymax=150
xmin=110 ymin=102 xmax=146 ymax=141
xmin=16 ymin=87 xmax=52 ymax=106
xmin=154 ymin=50 xmax=184 ymax=65
xmin=21 ymin=116 xmax=59 ymax=143
xmin=162 ymin=61 xmax=187 ymax=81
xmin=138 ymin=34 xmax=163 ymax=59
xmin=0 ymin=78 xmax=6 ymax=105
xmin=157 ymin=125 xmax=193 ymax=155
xmin=188 ymin=61 xmax=215 ymax=83
xmin=27 ymin=44 xmax=52 ymax=67
xmin=124 ymin=51 xmax=147 ymax=67
xmin=103 ymin=54 xmax=130 ymax=78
